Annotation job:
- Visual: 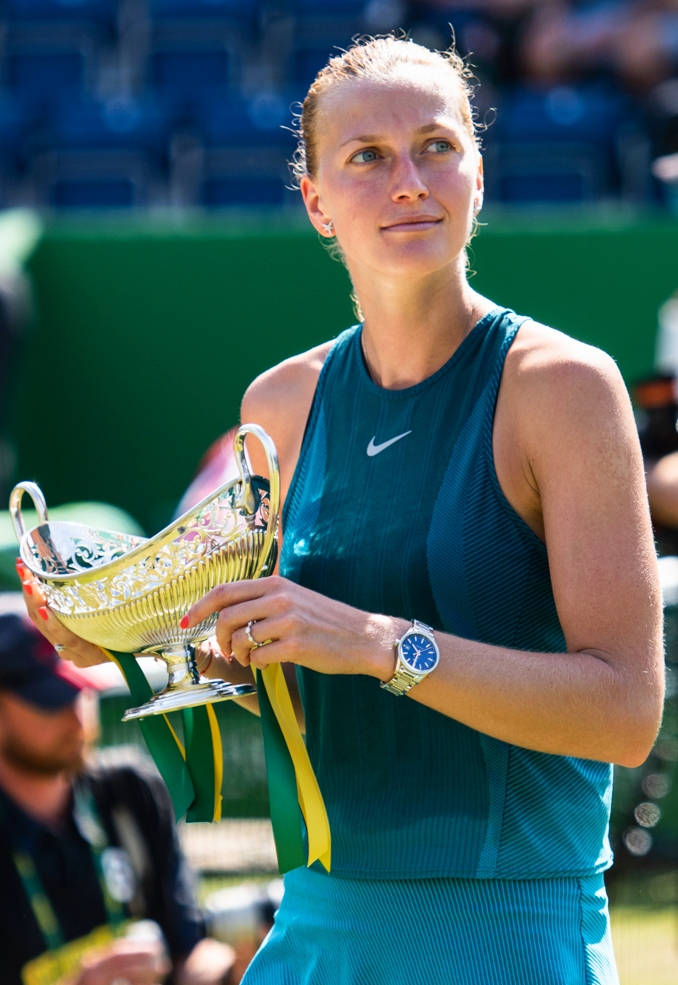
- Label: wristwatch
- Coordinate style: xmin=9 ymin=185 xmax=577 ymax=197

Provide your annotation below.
xmin=380 ymin=619 xmax=440 ymax=696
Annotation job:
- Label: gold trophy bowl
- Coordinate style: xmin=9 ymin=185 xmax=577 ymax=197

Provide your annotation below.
xmin=10 ymin=423 xmax=279 ymax=720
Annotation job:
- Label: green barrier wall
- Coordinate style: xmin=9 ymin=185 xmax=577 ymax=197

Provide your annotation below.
xmin=6 ymin=213 xmax=677 ymax=533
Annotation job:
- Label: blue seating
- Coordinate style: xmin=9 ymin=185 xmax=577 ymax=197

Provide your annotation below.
xmin=290 ymin=0 xmax=366 ymax=12
xmin=199 ymin=173 xmax=294 ymax=209
xmin=148 ymin=0 xmax=258 ymax=20
xmin=5 ymin=0 xmax=117 ymax=22
xmin=0 ymin=94 xmax=33 ymax=164
xmin=0 ymin=1 xmax=658 ymax=209
xmin=492 ymin=84 xmax=628 ymax=144
xmin=484 ymin=83 xmax=631 ymax=204
xmin=0 ymin=95 xmax=32 ymax=203
xmin=3 ymin=46 xmax=90 ymax=114
xmin=49 ymin=175 xmax=140 ymax=208
xmin=196 ymin=92 xmax=295 ymax=149
xmin=49 ymin=94 xmax=170 ymax=155
xmin=32 ymin=147 xmax=163 ymax=209
xmin=147 ymin=42 xmax=238 ymax=125
xmin=190 ymin=92 xmax=296 ymax=211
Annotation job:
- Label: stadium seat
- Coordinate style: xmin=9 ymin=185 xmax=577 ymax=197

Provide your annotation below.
xmin=483 ymin=141 xmax=609 ymax=204
xmin=146 ymin=41 xmax=240 ymax=126
xmin=195 ymin=91 xmax=295 ymax=150
xmin=199 ymin=173 xmax=292 ymax=209
xmin=4 ymin=0 xmax=117 ymax=23
xmin=290 ymin=0 xmax=367 ymax=12
xmin=484 ymin=83 xmax=632 ymax=203
xmin=3 ymin=47 xmax=90 ymax=104
xmin=48 ymin=94 xmax=170 ymax=156
xmin=29 ymin=148 xmax=164 ymax=209
xmin=147 ymin=0 xmax=259 ymax=22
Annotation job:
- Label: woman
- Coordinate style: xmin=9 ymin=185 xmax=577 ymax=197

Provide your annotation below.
xmin=23 ymin=35 xmax=664 ymax=985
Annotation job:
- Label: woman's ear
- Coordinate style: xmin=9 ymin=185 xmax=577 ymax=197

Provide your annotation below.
xmin=474 ymin=154 xmax=484 ymax=214
xmin=300 ymin=175 xmax=334 ymax=238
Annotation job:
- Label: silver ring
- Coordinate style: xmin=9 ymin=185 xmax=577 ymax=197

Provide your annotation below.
xmin=54 ymin=644 xmax=66 ymax=653
xmin=246 ymin=620 xmax=271 ymax=650
xmin=246 ymin=620 xmax=259 ymax=648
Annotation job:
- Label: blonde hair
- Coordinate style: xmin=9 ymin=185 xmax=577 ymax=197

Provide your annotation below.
xmin=290 ymin=34 xmax=479 ymax=186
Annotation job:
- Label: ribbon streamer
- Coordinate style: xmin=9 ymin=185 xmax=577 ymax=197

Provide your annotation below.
xmin=257 ymin=664 xmax=331 ymax=873
xmin=105 ymin=651 xmax=330 ymax=872
xmin=105 ymin=651 xmax=223 ymax=824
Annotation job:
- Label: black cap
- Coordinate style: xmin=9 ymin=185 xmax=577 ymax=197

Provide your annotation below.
xmin=0 ymin=613 xmax=103 ymax=711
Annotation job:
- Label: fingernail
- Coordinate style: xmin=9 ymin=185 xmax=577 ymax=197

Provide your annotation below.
xmin=179 ymin=615 xmax=190 ymax=629
xmin=15 ymin=558 xmax=25 ymax=579
xmin=22 ymin=581 xmax=33 ymax=596
xmin=38 ymin=605 xmax=48 ymax=621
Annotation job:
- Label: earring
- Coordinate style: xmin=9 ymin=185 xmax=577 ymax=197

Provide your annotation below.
xmin=322 ymin=219 xmax=334 ymax=236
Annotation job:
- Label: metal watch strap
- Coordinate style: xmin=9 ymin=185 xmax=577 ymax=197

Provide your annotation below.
xmin=380 ymin=664 xmax=425 ymax=696
xmin=380 ymin=619 xmax=437 ymax=696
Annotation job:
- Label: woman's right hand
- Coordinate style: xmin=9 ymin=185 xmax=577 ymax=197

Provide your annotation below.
xmin=15 ymin=558 xmax=112 ymax=668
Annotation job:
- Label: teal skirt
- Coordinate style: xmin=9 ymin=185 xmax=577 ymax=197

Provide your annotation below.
xmin=241 ymin=867 xmax=618 ymax=985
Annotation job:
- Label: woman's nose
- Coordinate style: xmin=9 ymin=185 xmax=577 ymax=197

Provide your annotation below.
xmin=390 ymin=155 xmax=429 ymax=201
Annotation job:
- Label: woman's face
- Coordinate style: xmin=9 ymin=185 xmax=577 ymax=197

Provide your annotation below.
xmin=301 ymin=67 xmax=483 ymax=287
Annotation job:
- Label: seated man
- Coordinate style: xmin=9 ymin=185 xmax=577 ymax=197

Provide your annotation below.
xmin=0 ymin=612 xmax=235 ymax=985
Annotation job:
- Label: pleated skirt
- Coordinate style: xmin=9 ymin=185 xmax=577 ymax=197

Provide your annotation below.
xmin=241 ymin=867 xmax=619 ymax=985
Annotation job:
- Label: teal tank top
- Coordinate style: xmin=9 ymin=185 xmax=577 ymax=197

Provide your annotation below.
xmin=280 ymin=308 xmax=613 ymax=880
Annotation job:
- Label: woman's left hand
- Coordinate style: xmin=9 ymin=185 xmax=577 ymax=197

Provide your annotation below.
xmin=182 ymin=575 xmax=398 ymax=680
xmin=15 ymin=560 xmax=113 ymax=668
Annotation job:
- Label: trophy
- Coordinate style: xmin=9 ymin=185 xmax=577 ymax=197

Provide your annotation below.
xmin=10 ymin=423 xmax=279 ymax=721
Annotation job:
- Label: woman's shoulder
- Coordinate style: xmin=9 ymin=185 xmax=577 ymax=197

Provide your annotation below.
xmin=508 ymin=318 xmax=624 ymax=396
xmin=503 ymin=317 xmax=634 ymax=452
xmin=240 ymin=340 xmax=336 ymax=481
xmin=242 ymin=340 xmax=335 ymax=422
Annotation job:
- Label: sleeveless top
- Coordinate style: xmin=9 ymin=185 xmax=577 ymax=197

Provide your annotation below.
xmin=280 ymin=307 xmax=613 ymax=880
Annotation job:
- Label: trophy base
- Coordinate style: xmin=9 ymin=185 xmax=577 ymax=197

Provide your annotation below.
xmin=121 ymin=680 xmax=256 ymax=721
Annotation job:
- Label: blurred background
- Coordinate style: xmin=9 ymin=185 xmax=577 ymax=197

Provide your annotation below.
xmin=0 ymin=1 xmax=676 ymax=982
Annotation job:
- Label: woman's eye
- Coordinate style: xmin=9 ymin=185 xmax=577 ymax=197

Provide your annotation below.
xmin=350 ymin=148 xmax=380 ymax=164
xmin=426 ymin=139 xmax=453 ymax=154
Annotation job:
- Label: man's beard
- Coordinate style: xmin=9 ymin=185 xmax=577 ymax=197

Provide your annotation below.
xmin=0 ymin=734 xmax=87 ymax=776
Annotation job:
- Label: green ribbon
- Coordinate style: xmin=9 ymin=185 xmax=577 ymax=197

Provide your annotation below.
xmin=109 ymin=652 xmax=221 ymax=823
xmin=255 ymin=667 xmax=305 ymax=873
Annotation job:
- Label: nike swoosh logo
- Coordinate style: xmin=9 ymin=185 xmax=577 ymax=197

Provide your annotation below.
xmin=366 ymin=430 xmax=412 ymax=457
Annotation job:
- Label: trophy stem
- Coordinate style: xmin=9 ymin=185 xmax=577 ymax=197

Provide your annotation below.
xmin=164 ymin=642 xmax=199 ymax=689
xmin=120 ymin=642 xmax=256 ymax=721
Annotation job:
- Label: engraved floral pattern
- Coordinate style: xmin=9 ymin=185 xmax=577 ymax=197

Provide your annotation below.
xmin=24 ymin=477 xmax=278 ymax=653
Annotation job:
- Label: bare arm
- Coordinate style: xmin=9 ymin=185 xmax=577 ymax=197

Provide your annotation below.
xmin=185 ymin=332 xmax=663 ymax=767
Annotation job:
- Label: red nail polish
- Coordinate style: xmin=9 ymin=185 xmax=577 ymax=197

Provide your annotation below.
xmin=23 ymin=581 xmax=33 ymax=596
xmin=179 ymin=615 xmax=189 ymax=629
xmin=15 ymin=558 xmax=25 ymax=579
xmin=38 ymin=605 xmax=48 ymax=621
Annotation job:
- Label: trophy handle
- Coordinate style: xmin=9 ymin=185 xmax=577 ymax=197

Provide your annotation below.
xmin=233 ymin=423 xmax=281 ymax=520
xmin=9 ymin=481 xmax=49 ymax=543
xmin=233 ymin=423 xmax=280 ymax=580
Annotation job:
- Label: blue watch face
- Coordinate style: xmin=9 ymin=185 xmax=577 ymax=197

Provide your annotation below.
xmin=401 ymin=632 xmax=438 ymax=672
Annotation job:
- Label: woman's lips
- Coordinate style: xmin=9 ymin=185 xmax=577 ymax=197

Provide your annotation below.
xmin=381 ymin=217 xmax=443 ymax=232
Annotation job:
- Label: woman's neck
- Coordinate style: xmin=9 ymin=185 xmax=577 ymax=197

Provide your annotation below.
xmin=355 ymin=272 xmax=491 ymax=389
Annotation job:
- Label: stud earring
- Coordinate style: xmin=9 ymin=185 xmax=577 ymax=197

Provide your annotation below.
xmin=322 ymin=219 xmax=334 ymax=236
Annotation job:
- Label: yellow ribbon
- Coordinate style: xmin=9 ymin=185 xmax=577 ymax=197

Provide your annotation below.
xmin=205 ymin=703 xmax=223 ymax=822
xmin=103 ymin=649 xmax=223 ymax=823
xmin=103 ymin=648 xmax=328 ymax=866
xmin=259 ymin=663 xmax=331 ymax=871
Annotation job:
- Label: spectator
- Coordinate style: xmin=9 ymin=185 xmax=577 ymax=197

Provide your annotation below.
xmin=0 ymin=612 xmax=235 ymax=985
